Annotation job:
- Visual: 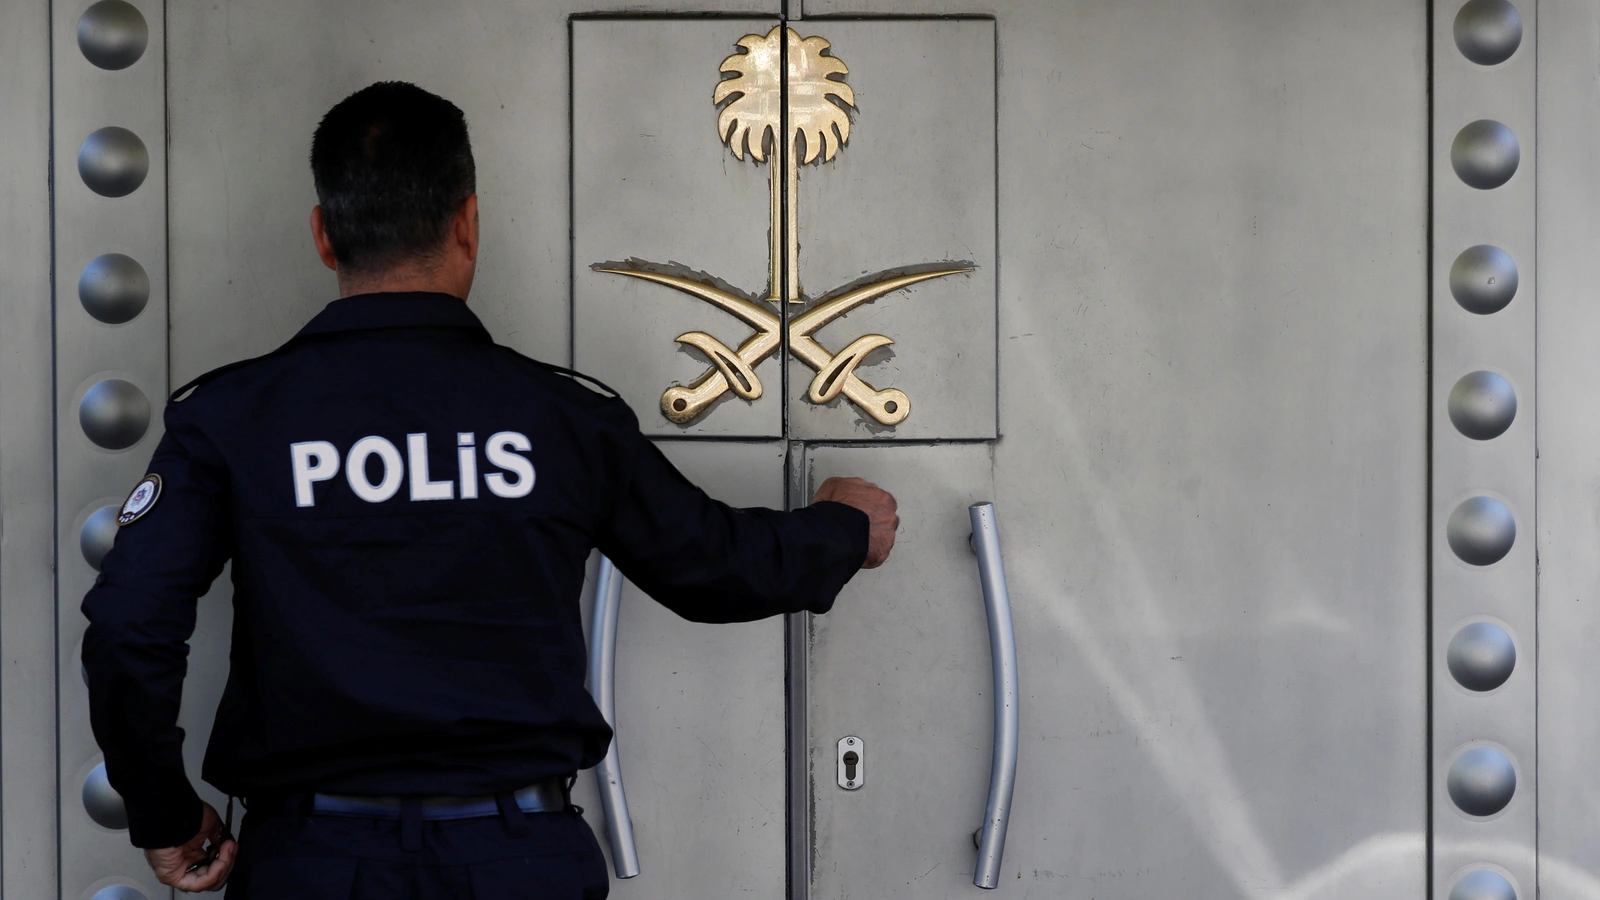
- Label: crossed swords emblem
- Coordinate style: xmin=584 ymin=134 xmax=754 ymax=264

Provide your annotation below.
xmin=596 ymin=25 xmax=972 ymax=426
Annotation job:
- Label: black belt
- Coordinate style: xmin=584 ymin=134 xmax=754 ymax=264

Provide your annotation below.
xmin=251 ymin=778 xmax=570 ymax=822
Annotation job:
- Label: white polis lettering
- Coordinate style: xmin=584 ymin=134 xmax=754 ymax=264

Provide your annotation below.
xmin=289 ymin=441 xmax=340 ymax=508
xmin=484 ymin=431 xmax=536 ymax=499
xmin=406 ymin=433 xmax=454 ymax=501
xmin=457 ymin=433 xmax=479 ymax=500
xmin=289 ymin=432 xmax=535 ymax=506
xmin=346 ymin=436 xmax=405 ymax=503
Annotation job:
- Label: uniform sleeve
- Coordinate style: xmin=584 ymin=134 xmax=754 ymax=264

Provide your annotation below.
xmin=593 ymin=405 xmax=868 ymax=624
xmin=81 ymin=404 xmax=232 ymax=849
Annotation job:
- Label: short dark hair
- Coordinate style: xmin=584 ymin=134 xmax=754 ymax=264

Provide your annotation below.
xmin=310 ymin=82 xmax=476 ymax=274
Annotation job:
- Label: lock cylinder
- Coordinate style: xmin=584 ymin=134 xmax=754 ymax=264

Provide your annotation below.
xmin=837 ymin=736 xmax=864 ymax=791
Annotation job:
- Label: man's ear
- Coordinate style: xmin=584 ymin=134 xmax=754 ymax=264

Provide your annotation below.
xmin=310 ymin=206 xmax=339 ymax=272
xmin=456 ymin=194 xmax=480 ymax=263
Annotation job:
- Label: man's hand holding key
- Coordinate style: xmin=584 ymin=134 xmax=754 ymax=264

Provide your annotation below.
xmin=145 ymin=800 xmax=236 ymax=892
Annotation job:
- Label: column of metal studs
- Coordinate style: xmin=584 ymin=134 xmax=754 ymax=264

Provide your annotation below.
xmin=1433 ymin=2 xmax=1533 ymax=899
xmin=58 ymin=2 xmax=169 ymax=898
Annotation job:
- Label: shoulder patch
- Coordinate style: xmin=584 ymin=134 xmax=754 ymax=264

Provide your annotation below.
xmin=117 ymin=474 xmax=163 ymax=526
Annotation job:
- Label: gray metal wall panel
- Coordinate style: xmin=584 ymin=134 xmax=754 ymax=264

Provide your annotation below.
xmin=784 ymin=20 xmax=996 ymax=441
xmin=166 ymin=0 xmax=576 ymax=383
xmin=164 ymin=1 xmax=780 ymax=389
xmin=0 ymin=2 xmax=61 ymax=897
xmin=572 ymin=441 xmax=787 ymax=898
xmin=54 ymin=0 xmax=171 ymax=896
xmin=1536 ymin=0 xmax=1600 ymax=893
xmin=1431 ymin=1 xmax=1536 ymax=896
xmin=802 ymin=0 xmax=985 ymax=13
xmin=992 ymin=3 xmax=1430 ymax=894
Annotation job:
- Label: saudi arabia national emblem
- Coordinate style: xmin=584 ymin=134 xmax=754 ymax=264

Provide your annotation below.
xmin=596 ymin=26 xmax=972 ymax=426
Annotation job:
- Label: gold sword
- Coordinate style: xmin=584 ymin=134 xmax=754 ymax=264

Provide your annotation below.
xmin=593 ymin=269 xmax=781 ymax=424
xmin=599 ymin=266 xmax=970 ymax=425
xmin=785 ymin=268 xmax=971 ymax=424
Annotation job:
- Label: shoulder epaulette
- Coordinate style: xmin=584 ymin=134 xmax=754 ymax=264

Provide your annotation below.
xmin=169 ymin=339 xmax=298 ymax=402
xmin=506 ymin=351 xmax=620 ymax=399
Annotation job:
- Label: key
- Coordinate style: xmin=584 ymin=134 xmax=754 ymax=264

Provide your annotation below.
xmin=186 ymin=797 xmax=235 ymax=874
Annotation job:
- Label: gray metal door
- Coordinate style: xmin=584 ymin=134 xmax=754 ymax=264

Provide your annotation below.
xmin=572 ymin=443 xmax=790 ymax=899
xmin=796 ymin=3 xmax=1433 ymax=899
xmin=10 ymin=0 xmax=1569 ymax=899
xmin=52 ymin=6 xmax=806 ymax=900
xmin=804 ymin=443 xmax=998 ymax=897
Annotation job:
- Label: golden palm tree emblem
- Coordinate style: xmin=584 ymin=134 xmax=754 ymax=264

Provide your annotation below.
xmin=597 ymin=25 xmax=972 ymax=426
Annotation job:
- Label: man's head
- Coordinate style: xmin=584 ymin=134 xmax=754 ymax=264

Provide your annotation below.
xmin=309 ymin=82 xmax=479 ymax=297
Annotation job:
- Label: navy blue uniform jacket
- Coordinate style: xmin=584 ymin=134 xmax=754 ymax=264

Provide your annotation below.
xmin=81 ymin=292 xmax=868 ymax=849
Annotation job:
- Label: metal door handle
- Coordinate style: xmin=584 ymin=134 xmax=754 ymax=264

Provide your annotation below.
xmin=969 ymin=503 xmax=1018 ymax=889
xmin=587 ymin=555 xmax=641 ymax=878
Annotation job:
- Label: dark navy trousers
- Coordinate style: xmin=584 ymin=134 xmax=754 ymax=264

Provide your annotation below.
xmin=225 ymin=806 xmax=609 ymax=900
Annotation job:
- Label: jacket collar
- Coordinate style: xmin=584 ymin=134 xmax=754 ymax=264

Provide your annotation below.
xmin=295 ymin=291 xmax=490 ymax=339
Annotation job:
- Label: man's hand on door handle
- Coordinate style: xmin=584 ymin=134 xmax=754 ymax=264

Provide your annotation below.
xmin=812 ymin=477 xmax=899 ymax=569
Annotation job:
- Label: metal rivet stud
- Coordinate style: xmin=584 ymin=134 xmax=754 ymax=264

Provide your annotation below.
xmin=77 ymin=0 xmax=148 ymax=70
xmin=80 ymin=505 xmax=120 ymax=571
xmin=79 ymin=379 xmax=151 ymax=450
xmin=1447 ymin=622 xmax=1516 ymax=692
xmin=1449 ymin=869 xmax=1517 ymax=900
xmin=79 ymin=253 xmax=150 ymax=324
xmin=1453 ymin=0 xmax=1522 ymax=67
xmin=1448 ymin=371 xmax=1517 ymax=440
xmin=1451 ymin=120 xmax=1520 ymax=190
xmin=1446 ymin=496 xmax=1515 ymax=566
xmin=83 ymin=762 xmax=129 ymax=829
xmin=1449 ymin=245 xmax=1519 ymax=315
xmin=90 ymin=887 xmax=148 ymax=900
xmin=78 ymin=127 xmax=149 ymax=198
xmin=1447 ymin=745 xmax=1517 ymax=817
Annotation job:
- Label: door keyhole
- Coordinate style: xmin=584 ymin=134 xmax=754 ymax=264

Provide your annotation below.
xmin=837 ymin=736 xmax=864 ymax=790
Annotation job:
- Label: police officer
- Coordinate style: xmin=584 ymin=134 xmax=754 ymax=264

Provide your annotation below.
xmin=82 ymin=81 xmax=898 ymax=898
